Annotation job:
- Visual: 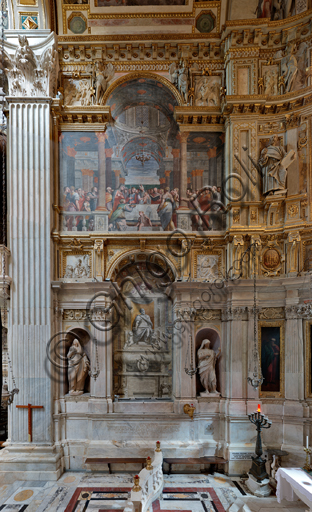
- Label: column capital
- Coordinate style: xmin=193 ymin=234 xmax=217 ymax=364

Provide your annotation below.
xmin=2 ymin=33 xmax=58 ymax=98
xmin=105 ymin=147 xmax=114 ymax=158
xmin=178 ymin=132 xmax=189 ymax=144
xmin=172 ymin=148 xmax=180 ymax=158
xmin=95 ymin=132 xmax=108 ymax=143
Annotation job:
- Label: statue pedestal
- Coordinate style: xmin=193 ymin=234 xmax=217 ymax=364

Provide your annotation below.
xmin=246 ymin=473 xmax=271 ymax=497
xmin=199 ymin=391 xmax=220 ymax=397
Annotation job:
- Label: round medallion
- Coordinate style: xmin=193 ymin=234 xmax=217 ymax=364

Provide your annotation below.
xmin=69 ymin=16 xmax=86 ymax=34
xmin=14 ymin=490 xmax=34 ymax=502
xmin=263 ymin=248 xmax=280 ymax=269
xmin=196 ymin=13 xmax=215 ymax=33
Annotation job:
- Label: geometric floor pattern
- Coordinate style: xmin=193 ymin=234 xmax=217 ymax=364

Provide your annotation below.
xmin=0 ymin=473 xmax=307 ymax=512
xmin=65 ymin=487 xmax=226 ymax=512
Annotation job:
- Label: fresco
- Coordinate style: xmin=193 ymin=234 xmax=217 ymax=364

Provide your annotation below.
xmin=59 ymin=79 xmax=225 ymax=233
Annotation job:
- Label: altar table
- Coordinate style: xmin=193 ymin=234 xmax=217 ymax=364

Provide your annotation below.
xmin=276 ymin=467 xmax=312 ymax=511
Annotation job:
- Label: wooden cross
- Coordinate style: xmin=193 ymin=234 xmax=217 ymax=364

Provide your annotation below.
xmin=16 ymin=403 xmax=44 ymax=442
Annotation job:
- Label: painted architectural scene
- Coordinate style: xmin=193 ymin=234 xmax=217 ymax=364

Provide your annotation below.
xmin=59 ymin=78 xmax=225 ymax=232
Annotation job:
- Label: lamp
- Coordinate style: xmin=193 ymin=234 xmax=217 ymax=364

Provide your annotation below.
xmin=135 ymin=121 xmax=152 ymax=167
xmin=1 ymin=382 xmax=19 ymax=408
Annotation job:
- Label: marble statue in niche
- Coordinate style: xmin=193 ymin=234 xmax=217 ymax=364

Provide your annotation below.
xmin=258 ymin=135 xmax=296 ymax=196
xmin=197 ymin=339 xmax=221 ymax=396
xmin=67 ymin=339 xmax=90 ymax=395
xmin=196 ymin=255 xmax=219 ymax=282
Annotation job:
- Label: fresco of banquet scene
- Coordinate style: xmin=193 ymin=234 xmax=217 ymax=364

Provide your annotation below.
xmin=59 ymin=81 xmax=224 ymax=232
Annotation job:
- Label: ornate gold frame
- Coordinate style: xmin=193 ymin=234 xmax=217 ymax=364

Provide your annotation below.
xmin=61 ymin=249 xmax=92 ymax=278
xmin=258 ymin=320 xmax=285 ymax=398
xmin=305 ymin=320 xmax=312 ymax=398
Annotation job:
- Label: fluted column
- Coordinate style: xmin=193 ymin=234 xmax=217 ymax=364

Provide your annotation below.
xmin=0 ymin=33 xmax=62 ymax=480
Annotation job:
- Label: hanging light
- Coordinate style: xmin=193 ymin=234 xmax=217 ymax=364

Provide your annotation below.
xmin=184 ymin=335 xmax=197 ymax=378
xmin=1 ymin=382 xmax=19 ymax=408
xmin=135 ymin=121 xmax=152 ymax=167
xmin=247 ymin=243 xmax=264 ymax=391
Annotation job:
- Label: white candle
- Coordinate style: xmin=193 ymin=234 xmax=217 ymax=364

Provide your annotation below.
xmin=307 ymin=436 xmax=309 ymax=449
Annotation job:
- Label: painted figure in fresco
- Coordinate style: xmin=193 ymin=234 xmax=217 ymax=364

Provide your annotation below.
xmin=67 ymin=339 xmax=90 ymax=396
xmin=157 ymin=187 xmax=176 ymax=231
xmin=132 ymin=308 xmax=154 ymax=344
xmin=108 ymin=199 xmax=135 ymax=231
xmin=197 ymin=339 xmax=221 ymax=395
xmin=105 ymin=187 xmax=113 ymax=211
xmin=150 ymin=187 xmax=162 ymax=204
xmin=89 ymin=187 xmax=98 ymax=211
xmin=258 ymin=134 xmax=296 ymax=195
xmin=136 ymin=211 xmax=152 ymax=231
xmin=112 ymin=184 xmax=126 ymax=212
xmin=262 ymin=337 xmax=280 ymax=385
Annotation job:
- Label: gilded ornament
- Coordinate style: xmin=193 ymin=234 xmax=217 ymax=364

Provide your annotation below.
xmin=287 ymin=204 xmax=299 ymax=217
xmin=263 ymin=248 xmax=280 ymax=270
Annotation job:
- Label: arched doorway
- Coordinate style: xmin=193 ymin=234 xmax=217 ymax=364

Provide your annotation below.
xmin=195 ymin=327 xmax=221 ymax=396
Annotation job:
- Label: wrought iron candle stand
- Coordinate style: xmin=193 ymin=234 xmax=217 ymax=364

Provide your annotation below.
xmin=248 ymin=407 xmax=272 ymax=483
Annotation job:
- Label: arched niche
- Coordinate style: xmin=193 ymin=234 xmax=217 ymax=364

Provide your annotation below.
xmin=195 ymin=327 xmax=221 ymax=396
xmin=64 ymin=328 xmax=91 ymax=396
xmin=112 ymin=256 xmax=173 ymax=400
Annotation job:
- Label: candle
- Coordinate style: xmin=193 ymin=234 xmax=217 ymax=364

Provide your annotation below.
xmin=307 ymin=436 xmax=309 ymax=449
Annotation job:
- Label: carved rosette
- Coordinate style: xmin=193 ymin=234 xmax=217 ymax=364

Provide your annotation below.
xmin=2 ymin=34 xmax=58 ymax=98
xmin=285 ymin=304 xmax=312 ymax=319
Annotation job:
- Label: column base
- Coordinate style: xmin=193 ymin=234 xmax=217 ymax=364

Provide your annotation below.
xmin=246 ymin=473 xmax=271 ymax=497
xmin=0 ymin=443 xmax=63 ymax=481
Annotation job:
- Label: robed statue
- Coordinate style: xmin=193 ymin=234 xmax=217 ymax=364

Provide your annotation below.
xmin=197 ymin=339 xmax=221 ymax=396
xmin=67 ymin=338 xmax=90 ymax=395
xmin=258 ymin=134 xmax=296 ymax=196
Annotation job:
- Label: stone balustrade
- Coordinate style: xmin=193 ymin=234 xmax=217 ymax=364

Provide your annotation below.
xmin=123 ymin=443 xmax=163 ymax=512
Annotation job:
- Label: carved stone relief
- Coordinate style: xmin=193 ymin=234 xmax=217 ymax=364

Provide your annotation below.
xmin=63 ymin=254 xmax=91 ymax=279
xmin=194 ymin=76 xmax=221 ymax=107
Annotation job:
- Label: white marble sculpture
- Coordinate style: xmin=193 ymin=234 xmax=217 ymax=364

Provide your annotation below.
xmin=1 ymin=34 xmax=58 ymax=97
xmin=67 ymin=339 xmax=90 ymax=395
xmin=258 ymin=134 xmax=296 ymax=196
xmin=64 ymin=255 xmax=90 ymax=279
xmin=194 ymin=77 xmax=221 ymax=107
xmin=93 ymin=62 xmax=115 ymax=105
xmin=197 ymin=339 xmax=221 ymax=396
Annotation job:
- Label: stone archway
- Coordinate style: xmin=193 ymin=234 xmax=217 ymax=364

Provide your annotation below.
xmin=195 ymin=327 xmax=221 ymax=396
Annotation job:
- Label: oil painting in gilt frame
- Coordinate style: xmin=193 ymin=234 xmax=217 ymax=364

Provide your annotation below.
xmin=259 ymin=321 xmax=284 ymax=398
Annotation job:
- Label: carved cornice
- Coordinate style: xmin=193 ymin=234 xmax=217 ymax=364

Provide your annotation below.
xmin=221 ymin=306 xmax=248 ymax=321
xmin=286 ymin=304 xmax=312 ymax=319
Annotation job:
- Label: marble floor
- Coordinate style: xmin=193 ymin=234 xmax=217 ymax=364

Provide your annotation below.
xmin=0 ymin=473 xmax=307 ymax=512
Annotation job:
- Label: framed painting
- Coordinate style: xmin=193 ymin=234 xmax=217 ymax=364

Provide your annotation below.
xmin=305 ymin=321 xmax=312 ymax=398
xmin=259 ymin=321 xmax=284 ymax=398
